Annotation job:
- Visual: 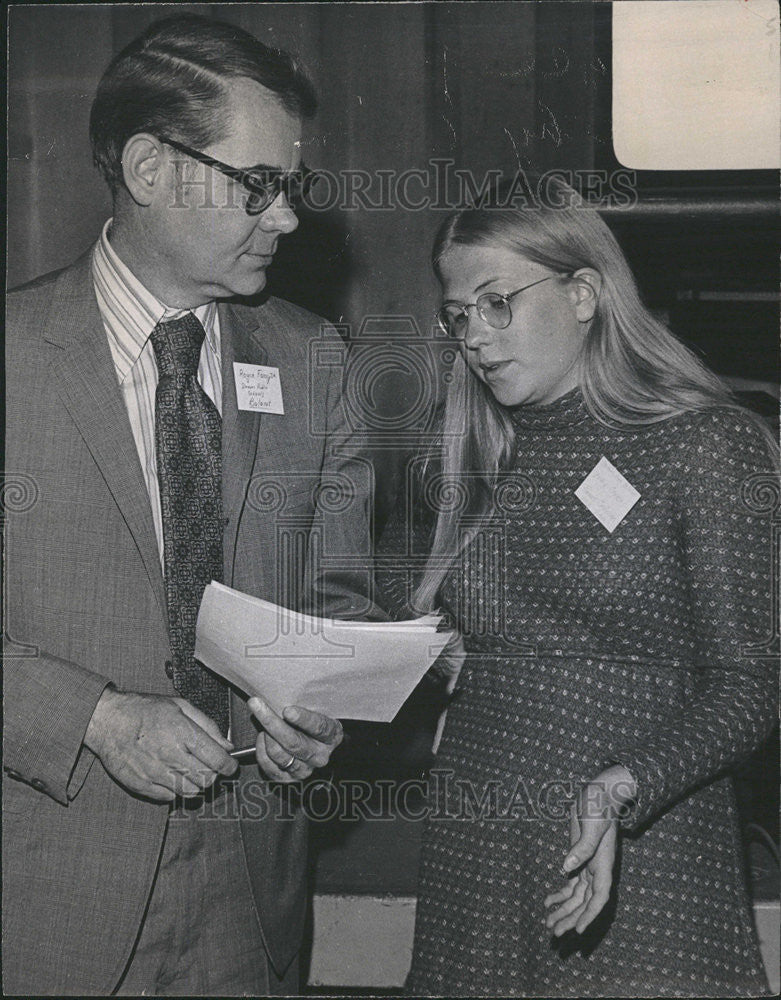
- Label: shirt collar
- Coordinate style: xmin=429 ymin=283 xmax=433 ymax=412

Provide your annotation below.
xmin=92 ymin=219 xmax=219 ymax=383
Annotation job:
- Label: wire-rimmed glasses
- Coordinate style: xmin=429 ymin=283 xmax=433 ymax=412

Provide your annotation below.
xmin=435 ymin=274 xmax=563 ymax=340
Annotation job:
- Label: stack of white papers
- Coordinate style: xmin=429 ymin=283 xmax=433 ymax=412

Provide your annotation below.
xmin=195 ymin=582 xmax=453 ymax=722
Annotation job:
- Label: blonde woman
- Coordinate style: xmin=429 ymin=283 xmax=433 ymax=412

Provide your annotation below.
xmin=404 ymin=178 xmax=777 ymax=997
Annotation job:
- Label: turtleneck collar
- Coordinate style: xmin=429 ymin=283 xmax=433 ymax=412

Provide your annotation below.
xmin=506 ymin=386 xmax=589 ymax=430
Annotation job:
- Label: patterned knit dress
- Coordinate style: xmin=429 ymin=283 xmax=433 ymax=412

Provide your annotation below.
xmin=406 ymin=389 xmax=777 ymax=997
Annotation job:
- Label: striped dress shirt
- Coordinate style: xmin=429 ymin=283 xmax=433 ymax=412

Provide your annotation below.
xmin=91 ymin=219 xmax=223 ymax=565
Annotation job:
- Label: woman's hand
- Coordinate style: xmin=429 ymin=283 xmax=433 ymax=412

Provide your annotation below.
xmin=544 ymin=764 xmax=636 ymax=936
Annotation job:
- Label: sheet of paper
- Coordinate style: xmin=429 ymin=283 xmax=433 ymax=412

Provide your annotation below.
xmin=195 ymin=582 xmax=453 ymax=722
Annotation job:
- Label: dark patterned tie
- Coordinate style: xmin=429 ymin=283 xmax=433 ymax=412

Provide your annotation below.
xmin=150 ymin=313 xmax=229 ymax=734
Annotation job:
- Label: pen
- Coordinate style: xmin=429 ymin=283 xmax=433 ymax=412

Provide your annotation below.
xmin=227 ymin=746 xmax=337 ymax=791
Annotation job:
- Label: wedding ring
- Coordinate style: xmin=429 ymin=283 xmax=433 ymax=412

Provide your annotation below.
xmin=279 ymin=754 xmax=296 ymax=772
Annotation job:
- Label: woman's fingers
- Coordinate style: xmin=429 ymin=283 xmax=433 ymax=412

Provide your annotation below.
xmin=573 ymin=825 xmax=617 ymax=932
xmin=545 ymin=873 xmax=589 ymax=932
xmin=543 ymin=881 xmax=578 ymax=908
xmin=573 ymin=882 xmax=610 ymax=934
xmin=547 ymin=819 xmax=618 ymax=936
xmin=551 ymin=882 xmax=593 ymax=936
xmin=544 ymin=780 xmax=622 ymax=938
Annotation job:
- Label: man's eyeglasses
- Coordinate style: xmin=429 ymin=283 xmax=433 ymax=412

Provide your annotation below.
xmin=435 ymin=275 xmax=563 ymax=340
xmin=159 ymin=136 xmax=319 ymax=215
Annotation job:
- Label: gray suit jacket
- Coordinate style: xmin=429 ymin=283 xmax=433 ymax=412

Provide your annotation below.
xmin=3 ymin=252 xmax=378 ymax=994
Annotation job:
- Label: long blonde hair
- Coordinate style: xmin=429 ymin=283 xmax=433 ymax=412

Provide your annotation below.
xmin=413 ymin=178 xmax=776 ymax=611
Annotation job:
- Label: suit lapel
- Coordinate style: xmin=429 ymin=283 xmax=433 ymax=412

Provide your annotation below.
xmin=220 ymin=302 xmax=266 ymax=581
xmin=43 ymin=256 xmax=167 ymax=621
xmin=41 ymin=263 xmax=271 ymax=612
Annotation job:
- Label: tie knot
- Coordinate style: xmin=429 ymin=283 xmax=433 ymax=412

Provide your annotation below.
xmin=150 ymin=313 xmax=207 ymax=378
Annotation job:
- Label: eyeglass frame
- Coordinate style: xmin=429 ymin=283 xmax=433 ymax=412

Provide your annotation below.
xmin=158 ymin=136 xmax=318 ymax=215
xmin=435 ymin=274 xmax=568 ymax=340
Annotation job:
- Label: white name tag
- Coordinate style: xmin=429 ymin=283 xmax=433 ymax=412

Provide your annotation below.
xmin=233 ymin=362 xmax=284 ymax=414
xmin=575 ymin=457 xmax=640 ymax=533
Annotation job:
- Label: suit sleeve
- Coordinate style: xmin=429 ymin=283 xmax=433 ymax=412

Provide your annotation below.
xmin=4 ymin=292 xmax=114 ymax=805
xmin=3 ymin=638 xmax=111 ymax=806
xmin=608 ymin=412 xmax=779 ymax=830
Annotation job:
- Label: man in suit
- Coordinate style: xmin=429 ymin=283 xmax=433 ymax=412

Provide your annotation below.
xmin=4 ymin=15 xmax=377 ymax=994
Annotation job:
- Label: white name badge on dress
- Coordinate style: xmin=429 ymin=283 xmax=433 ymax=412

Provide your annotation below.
xmin=575 ymin=456 xmax=640 ymax=533
xmin=233 ymin=362 xmax=284 ymax=414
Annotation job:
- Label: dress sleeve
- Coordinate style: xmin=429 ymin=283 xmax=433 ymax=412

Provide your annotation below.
xmin=609 ymin=410 xmax=779 ymax=830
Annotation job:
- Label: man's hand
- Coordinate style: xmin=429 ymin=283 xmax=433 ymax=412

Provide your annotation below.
xmin=544 ymin=765 xmax=636 ymax=936
xmin=248 ymin=696 xmax=343 ymax=783
xmin=84 ymin=688 xmax=238 ymax=801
